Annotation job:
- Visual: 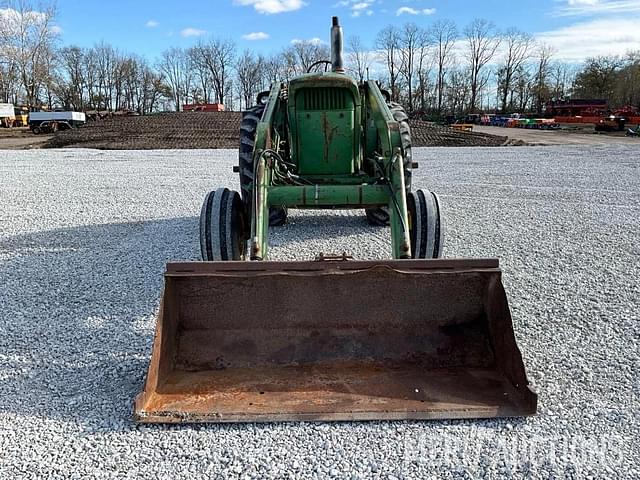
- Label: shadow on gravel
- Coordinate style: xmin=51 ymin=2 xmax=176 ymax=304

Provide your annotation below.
xmin=0 ymin=217 xmax=198 ymax=430
xmin=0 ymin=215 xmax=521 ymax=432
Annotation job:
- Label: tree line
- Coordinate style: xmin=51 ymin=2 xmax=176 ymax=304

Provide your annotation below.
xmin=1 ymin=1 xmax=639 ymax=116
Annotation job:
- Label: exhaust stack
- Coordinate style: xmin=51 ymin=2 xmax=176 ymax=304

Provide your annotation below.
xmin=331 ymin=16 xmax=345 ymax=73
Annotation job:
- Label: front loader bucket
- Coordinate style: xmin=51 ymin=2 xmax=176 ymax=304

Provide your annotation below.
xmin=135 ymin=259 xmax=537 ymax=423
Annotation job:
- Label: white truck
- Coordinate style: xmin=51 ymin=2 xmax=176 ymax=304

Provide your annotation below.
xmin=29 ymin=111 xmax=86 ymax=134
xmin=0 ymin=103 xmax=16 ymax=128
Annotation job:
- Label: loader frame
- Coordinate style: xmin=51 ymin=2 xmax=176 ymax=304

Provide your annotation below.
xmin=250 ymin=80 xmax=412 ymax=260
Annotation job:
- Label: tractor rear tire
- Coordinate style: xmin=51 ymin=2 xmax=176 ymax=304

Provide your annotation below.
xmin=365 ymin=102 xmax=412 ymax=226
xmin=239 ymin=105 xmax=288 ymax=227
xmin=407 ymin=189 xmax=444 ymax=259
xmin=200 ymin=188 xmax=248 ymax=261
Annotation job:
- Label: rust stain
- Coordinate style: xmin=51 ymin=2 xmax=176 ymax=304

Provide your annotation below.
xmin=322 ymin=113 xmax=339 ymax=164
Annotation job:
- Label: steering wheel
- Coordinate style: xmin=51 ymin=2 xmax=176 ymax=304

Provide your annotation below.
xmin=307 ymin=60 xmax=332 ymax=73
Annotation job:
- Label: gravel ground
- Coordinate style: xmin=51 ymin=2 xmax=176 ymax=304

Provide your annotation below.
xmin=0 ymin=146 xmax=638 ymax=479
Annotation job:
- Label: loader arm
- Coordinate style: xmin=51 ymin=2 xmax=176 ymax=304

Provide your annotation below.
xmin=250 ymin=82 xmax=282 ymax=260
xmin=364 ymin=81 xmax=411 ymax=258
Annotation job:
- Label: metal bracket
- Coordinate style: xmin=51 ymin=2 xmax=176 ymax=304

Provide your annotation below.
xmin=314 ymin=252 xmax=353 ymax=262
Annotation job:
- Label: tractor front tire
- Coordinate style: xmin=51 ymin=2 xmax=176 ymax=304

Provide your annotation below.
xmin=407 ymin=189 xmax=444 ymax=259
xmin=200 ymin=188 xmax=248 ymax=261
xmin=365 ymin=102 xmax=412 ymax=226
xmin=239 ymin=105 xmax=288 ymax=227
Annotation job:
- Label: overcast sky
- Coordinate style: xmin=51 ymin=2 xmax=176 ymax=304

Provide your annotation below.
xmin=49 ymin=0 xmax=640 ymax=61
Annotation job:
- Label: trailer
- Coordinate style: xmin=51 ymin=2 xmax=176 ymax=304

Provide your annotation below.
xmin=183 ymin=103 xmax=225 ymax=112
xmin=13 ymin=106 xmax=29 ymax=127
xmin=0 ymin=103 xmax=16 ymax=128
xmin=29 ymin=111 xmax=86 ymax=134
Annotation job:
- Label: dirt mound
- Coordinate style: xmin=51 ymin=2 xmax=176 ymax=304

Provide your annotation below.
xmin=44 ymin=112 xmax=243 ymax=150
xmin=44 ymin=111 xmax=509 ymax=150
xmin=409 ymin=120 xmax=508 ymax=147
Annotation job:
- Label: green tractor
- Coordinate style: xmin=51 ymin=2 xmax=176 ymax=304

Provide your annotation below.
xmin=199 ymin=17 xmax=442 ymax=261
xmin=134 ymin=17 xmax=536 ymax=424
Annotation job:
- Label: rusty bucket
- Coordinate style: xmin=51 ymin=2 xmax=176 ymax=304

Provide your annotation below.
xmin=135 ymin=259 xmax=537 ymax=423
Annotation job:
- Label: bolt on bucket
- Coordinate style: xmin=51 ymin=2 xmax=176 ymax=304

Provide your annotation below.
xmin=135 ymin=259 xmax=537 ymax=423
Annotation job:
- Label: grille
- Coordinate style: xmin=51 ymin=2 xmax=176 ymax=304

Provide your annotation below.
xmin=300 ymin=88 xmax=348 ymax=110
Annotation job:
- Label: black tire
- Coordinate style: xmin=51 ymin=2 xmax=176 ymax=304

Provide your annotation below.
xmin=365 ymin=102 xmax=412 ymax=226
xmin=239 ymin=105 xmax=288 ymax=227
xmin=406 ymin=189 xmax=444 ymax=259
xmin=32 ymin=126 xmax=41 ymax=135
xmin=200 ymin=188 xmax=247 ymax=261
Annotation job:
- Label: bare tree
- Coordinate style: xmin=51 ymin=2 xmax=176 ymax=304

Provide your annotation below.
xmin=347 ymin=36 xmax=371 ymax=83
xmin=376 ymin=25 xmax=402 ymax=101
xmin=289 ymin=40 xmax=330 ymax=74
xmin=427 ymin=20 xmax=457 ymax=115
xmin=158 ymin=47 xmax=190 ymax=110
xmin=262 ymin=53 xmax=286 ymax=83
xmin=188 ymin=46 xmax=212 ymax=104
xmin=0 ymin=0 xmax=59 ymax=107
xmin=532 ymin=43 xmax=555 ymax=114
xmin=0 ymin=59 xmax=20 ymax=103
xmin=446 ymin=64 xmax=470 ymax=116
xmin=509 ymin=65 xmax=533 ymax=112
xmin=39 ymin=43 xmax=57 ymax=108
xmin=236 ymin=50 xmax=263 ymax=110
xmin=398 ymin=23 xmax=425 ymax=112
xmin=58 ymin=46 xmax=85 ymax=109
xmin=549 ymin=61 xmax=575 ymax=100
xmin=123 ymin=55 xmax=164 ymax=114
xmin=138 ymin=62 xmax=165 ymax=113
xmin=191 ymin=39 xmax=236 ymax=105
xmin=498 ymin=28 xmax=534 ymax=112
xmin=414 ymin=29 xmax=432 ymax=112
xmin=572 ymin=55 xmax=622 ymax=100
xmin=463 ymin=19 xmax=500 ymax=112
xmin=93 ymin=42 xmax=119 ymax=109
xmin=615 ymin=52 xmax=640 ymax=107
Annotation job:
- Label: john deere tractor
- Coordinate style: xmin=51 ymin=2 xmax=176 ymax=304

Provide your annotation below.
xmin=199 ymin=17 xmax=442 ymax=261
xmin=135 ymin=18 xmax=538 ymax=425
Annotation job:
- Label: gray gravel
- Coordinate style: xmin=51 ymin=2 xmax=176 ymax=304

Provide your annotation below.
xmin=0 ymin=146 xmax=638 ymax=479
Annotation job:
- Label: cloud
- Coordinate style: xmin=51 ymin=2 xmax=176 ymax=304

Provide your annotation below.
xmin=334 ymin=0 xmax=375 ymax=17
xmin=1 ymin=7 xmax=60 ymax=36
xmin=535 ymin=17 xmax=640 ymax=61
xmin=234 ymin=0 xmax=305 ymax=14
xmin=0 ymin=7 xmax=47 ymax=27
xmin=180 ymin=27 xmax=207 ymax=38
xmin=554 ymin=0 xmax=640 ymax=16
xmin=145 ymin=20 xmax=159 ymax=27
xmin=242 ymin=31 xmax=270 ymax=40
xmin=396 ymin=6 xmax=436 ymax=16
xmin=291 ymin=37 xmax=325 ymax=45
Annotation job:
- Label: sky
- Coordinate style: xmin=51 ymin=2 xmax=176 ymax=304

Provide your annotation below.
xmin=52 ymin=0 xmax=640 ymax=62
